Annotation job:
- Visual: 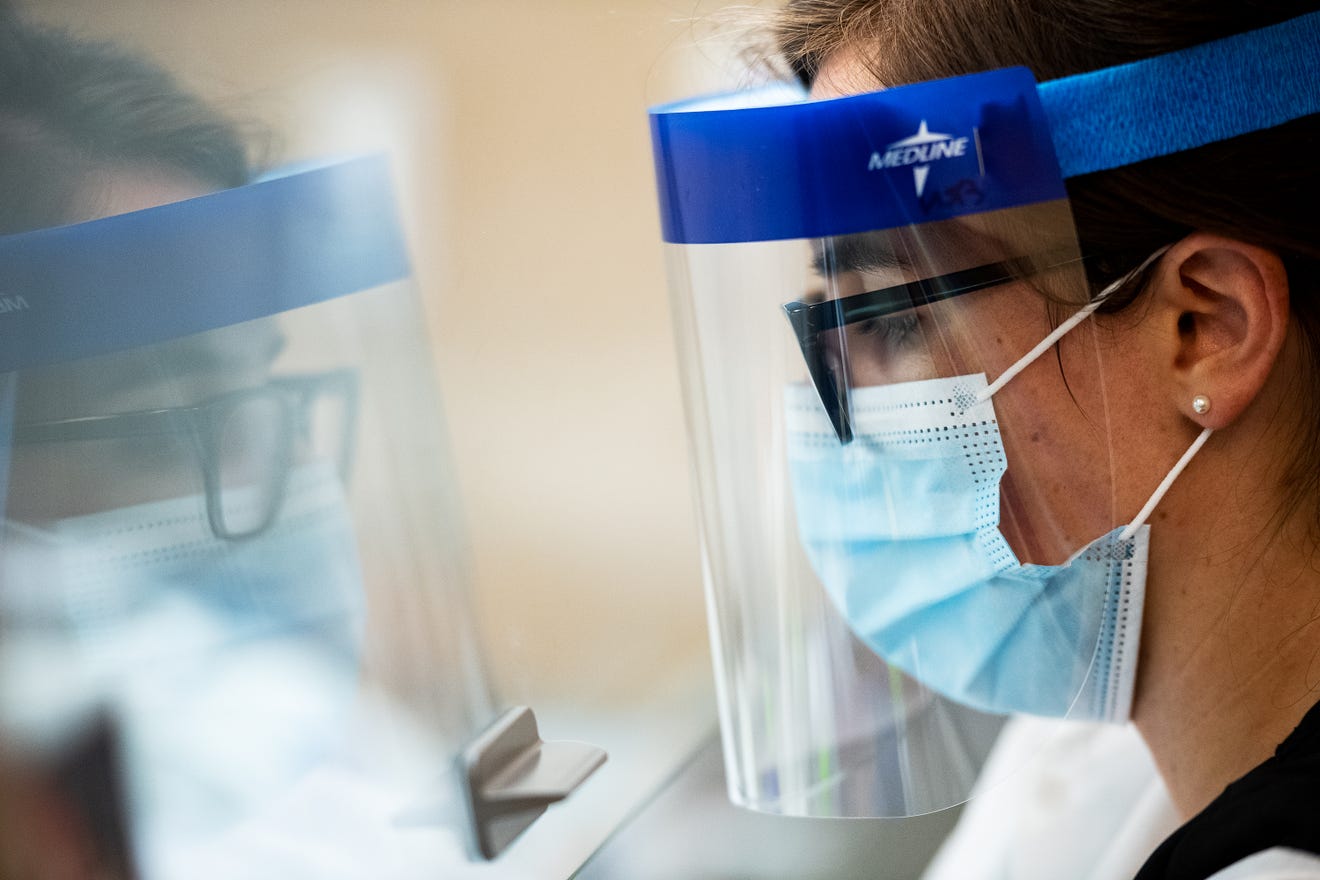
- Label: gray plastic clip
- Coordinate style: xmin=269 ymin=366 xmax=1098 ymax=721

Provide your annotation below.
xmin=460 ymin=705 xmax=607 ymax=860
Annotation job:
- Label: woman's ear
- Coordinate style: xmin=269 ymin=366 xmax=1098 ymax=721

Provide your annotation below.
xmin=1143 ymin=232 xmax=1290 ymax=430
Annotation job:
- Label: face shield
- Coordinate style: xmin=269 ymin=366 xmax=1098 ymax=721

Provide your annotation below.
xmin=0 ymin=157 xmax=501 ymax=876
xmin=650 ymin=13 xmax=1320 ymax=819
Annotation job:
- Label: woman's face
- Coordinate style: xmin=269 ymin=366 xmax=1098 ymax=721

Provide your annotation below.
xmin=809 ymin=56 xmax=1170 ymax=565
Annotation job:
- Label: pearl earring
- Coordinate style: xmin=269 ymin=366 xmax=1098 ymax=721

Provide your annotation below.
xmin=1192 ymin=394 xmax=1211 ymax=415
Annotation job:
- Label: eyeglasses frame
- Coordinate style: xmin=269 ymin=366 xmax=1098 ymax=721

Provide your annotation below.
xmin=782 ymin=253 xmax=1078 ymax=444
xmin=12 ymin=368 xmax=360 ymax=540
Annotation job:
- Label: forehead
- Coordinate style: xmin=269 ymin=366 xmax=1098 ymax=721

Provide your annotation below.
xmin=13 ymin=322 xmax=284 ymax=422
xmin=73 ymin=165 xmax=214 ymax=225
xmin=810 ymin=49 xmax=885 ymax=100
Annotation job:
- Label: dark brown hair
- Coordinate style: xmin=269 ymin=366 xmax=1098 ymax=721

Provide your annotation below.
xmin=774 ymin=0 xmax=1320 ymax=522
xmin=0 ymin=15 xmax=250 ymax=235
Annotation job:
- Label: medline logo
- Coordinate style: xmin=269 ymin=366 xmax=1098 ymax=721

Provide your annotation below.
xmin=0 ymin=295 xmax=29 ymax=314
xmin=867 ymin=121 xmax=973 ymax=197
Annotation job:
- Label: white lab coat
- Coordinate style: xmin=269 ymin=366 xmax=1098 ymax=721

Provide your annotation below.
xmin=921 ymin=716 xmax=1320 ymax=880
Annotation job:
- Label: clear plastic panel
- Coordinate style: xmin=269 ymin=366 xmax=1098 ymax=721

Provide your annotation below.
xmin=0 ymin=276 xmax=497 ymax=876
xmin=667 ymin=201 xmax=1123 ymax=817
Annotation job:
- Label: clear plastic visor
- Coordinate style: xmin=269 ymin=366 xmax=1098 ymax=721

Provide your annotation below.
xmin=669 ymin=200 xmax=1123 ymax=817
xmin=0 ymin=167 xmax=493 ymax=875
xmin=0 ymin=285 xmax=494 ymax=876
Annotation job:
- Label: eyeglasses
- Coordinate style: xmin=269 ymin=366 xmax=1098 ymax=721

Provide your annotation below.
xmin=14 ymin=369 xmax=359 ymax=540
xmin=782 ymin=254 xmax=1077 ymax=444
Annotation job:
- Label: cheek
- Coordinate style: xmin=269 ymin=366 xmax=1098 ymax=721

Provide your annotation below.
xmin=1086 ymin=315 xmax=1188 ymax=522
xmin=995 ymin=394 xmax=1115 ymax=563
xmin=7 ymin=442 xmax=203 ymax=521
xmin=941 ymin=293 xmax=1119 ymax=562
xmin=924 ymin=285 xmax=1049 ymax=380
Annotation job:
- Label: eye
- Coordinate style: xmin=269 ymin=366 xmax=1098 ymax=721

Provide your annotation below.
xmin=854 ymin=312 xmax=919 ymax=344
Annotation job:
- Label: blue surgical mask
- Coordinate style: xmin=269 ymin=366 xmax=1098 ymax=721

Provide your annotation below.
xmin=785 ymin=374 xmax=1148 ymax=720
xmin=783 ymin=258 xmax=1212 ymax=721
xmin=0 ymin=460 xmax=367 ymax=878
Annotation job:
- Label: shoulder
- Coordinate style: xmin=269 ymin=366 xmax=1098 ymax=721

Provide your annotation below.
xmin=922 ymin=716 xmax=1176 ymax=880
xmin=1207 ymin=848 xmax=1320 ymax=880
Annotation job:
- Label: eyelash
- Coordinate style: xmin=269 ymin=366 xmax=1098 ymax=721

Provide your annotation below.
xmin=855 ymin=312 xmax=919 ymax=344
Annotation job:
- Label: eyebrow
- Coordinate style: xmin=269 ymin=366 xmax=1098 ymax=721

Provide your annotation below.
xmin=84 ymin=326 xmax=288 ymax=404
xmin=162 ymin=329 xmax=287 ymax=376
xmin=811 ymin=233 xmax=911 ymax=276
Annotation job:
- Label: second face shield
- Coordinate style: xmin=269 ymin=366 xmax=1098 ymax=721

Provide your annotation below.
xmin=651 ymin=68 xmax=1139 ymax=817
xmin=0 ymin=156 xmax=504 ymax=876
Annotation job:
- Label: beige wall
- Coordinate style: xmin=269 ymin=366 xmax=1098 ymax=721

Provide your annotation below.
xmin=18 ymin=1 xmax=769 ymax=710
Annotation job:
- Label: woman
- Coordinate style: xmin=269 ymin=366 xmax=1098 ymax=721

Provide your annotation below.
xmin=0 ymin=17 xmax=249 ymax=880
xmin=649 ymin=1 xmax=1318 ymax=877
xmin=770 ymin=0 xmax=1320 ymax=876
xmin=0 ymin=12 xmax=484 ymax=878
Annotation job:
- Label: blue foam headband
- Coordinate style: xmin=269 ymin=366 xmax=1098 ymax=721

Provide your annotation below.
xmin=0 ymin=154 xmax=411 ymax=373
xmin=650 ymin=10 xmax=1319 ymax=244
xmin=1039 ymin=10 xmax=1320 ymax=177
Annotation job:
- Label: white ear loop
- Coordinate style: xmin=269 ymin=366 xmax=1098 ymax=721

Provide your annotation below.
xmin=1118 ymin=427 xmax=1212 ymax=540
xmin=975 ymin=246 xmax=1171 ymax=402
xmin=967 ymin=245 xmax=1211 ymax=536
